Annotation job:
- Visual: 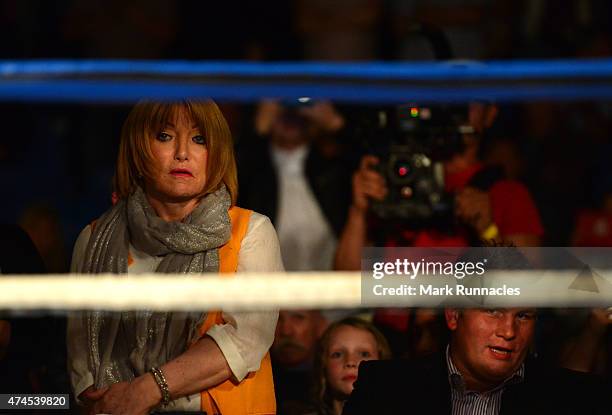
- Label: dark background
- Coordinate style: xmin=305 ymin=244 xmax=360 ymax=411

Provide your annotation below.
xmin=0 ymin=0 xmax=611 ymax=274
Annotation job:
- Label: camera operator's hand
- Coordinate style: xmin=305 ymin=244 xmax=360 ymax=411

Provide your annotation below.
xmin=336 ymin=155 xmax=387 ymax=270
xmin=352 ymin=155 xmax=388 ymax=213
xmin=455 ymin=186 xmax=493 ymax=234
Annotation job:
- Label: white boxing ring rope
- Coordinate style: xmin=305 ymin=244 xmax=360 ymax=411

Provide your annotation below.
xmin=1 ymin=271 xmax=611 ymax=311
xmin=0 ymin=273 xmax=361 ymax=311
xmin=0 ymin=272 xmax=361 ymax=310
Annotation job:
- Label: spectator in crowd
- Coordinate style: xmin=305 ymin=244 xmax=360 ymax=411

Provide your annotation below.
xmin=572 ymin=193 xmax=612 ymax=246
xmin=0 ymin=224 xmax=47 ymax=393
xmin=19 ymin=204 xmax=68 ymax=273
xmin=516 ymin=0 xmax=609 ymax=58
xmin=62 ymin=0 xmax=178 ymax=59
xmin=521 ymin=99 xmax=600 ymax=245
xmin=572 ymin=145 xmax=612 ymax=246
xmin=294 ymin=0 xmax=383 ymax=61
xmin=482 ymin=136 xmax=526 ymax=181
xmin=308 ymin=317 xmax=390 ymax=415
xmin=238 ymin=99 xmax=351 ymax=272
xmin=272 ymin=310 xmax=329 ymax=414
xmin=343 ymin=307 xmax=610 ymax=414
xmin=389 ymin=0 xmax=494 ymax=60
xmin=67 ymin=100 xmax=282 ymax=414
xmin=559 ymin=308 xmax=612 ymax=379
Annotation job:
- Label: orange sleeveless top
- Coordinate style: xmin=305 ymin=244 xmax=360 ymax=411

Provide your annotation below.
xmin=197 ymin=206 xmax=276 ymax=415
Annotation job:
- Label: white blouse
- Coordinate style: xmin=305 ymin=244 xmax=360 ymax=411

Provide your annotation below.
xmin=67 ymin=211 xmax=283 ymax=411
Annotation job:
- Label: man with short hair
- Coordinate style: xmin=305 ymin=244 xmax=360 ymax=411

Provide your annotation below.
xmin=443 ymin=308 xmax=536 ymax=413
xmin=272 ymin=309 xmax=328 ymax=414
xmin=343 ymin=308 xmax=609 ymax=414
xmin=272 ymin=309 xmax=327 ymax=368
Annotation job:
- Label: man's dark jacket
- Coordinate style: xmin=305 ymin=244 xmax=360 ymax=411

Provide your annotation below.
xmin=237 ymin=139 xmax=352 ymax=236
xmin=343 ymin=353 xmax=610 ymax=415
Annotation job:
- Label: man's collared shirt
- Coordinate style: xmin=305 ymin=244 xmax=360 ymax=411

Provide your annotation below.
xmin=446 ymin=346 xmax=525 ymax=415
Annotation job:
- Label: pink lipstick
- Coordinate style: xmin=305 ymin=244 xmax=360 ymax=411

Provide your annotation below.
xmin=170 ymin=168 xmax=193 ymax=178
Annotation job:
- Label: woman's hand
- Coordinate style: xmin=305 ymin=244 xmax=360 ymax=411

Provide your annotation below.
xmin=78 ymin=386 xmax=107 ymax=415
xmin=79 ymin=385 xmax=108 ymax=407
xmin=89 ymin=378 xmax=157 ymax=415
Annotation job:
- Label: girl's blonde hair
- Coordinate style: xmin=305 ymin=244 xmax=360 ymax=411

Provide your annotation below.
xmin=312 ymin=317 xmax=391 ymax=413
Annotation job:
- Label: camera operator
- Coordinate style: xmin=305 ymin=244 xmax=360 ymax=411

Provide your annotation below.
xmin=335 ymin=101 xmax=543 ymax=270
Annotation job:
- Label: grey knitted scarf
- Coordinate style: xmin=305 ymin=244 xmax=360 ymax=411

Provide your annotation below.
xmin=80 ymin=185 xmax=231 ymax=389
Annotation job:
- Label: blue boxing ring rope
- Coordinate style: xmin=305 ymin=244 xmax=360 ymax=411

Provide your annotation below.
xmin=1 ymin=58 xmax=612 ymax=103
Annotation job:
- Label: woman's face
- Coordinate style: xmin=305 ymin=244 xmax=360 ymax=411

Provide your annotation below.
xmin=144 ymin=108 xmax=208 ymax=203
xmin=325 ymin=325 xmax=380 ymax=399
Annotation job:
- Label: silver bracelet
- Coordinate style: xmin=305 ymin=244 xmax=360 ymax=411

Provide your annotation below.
xmin=150 ymin=366 xmax=171 ymax=407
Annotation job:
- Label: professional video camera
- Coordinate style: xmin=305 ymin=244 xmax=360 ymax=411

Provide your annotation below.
xmin=363 ymin=103 xmax=474 ymax=227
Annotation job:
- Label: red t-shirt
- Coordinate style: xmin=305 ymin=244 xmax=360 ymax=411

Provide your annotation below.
xmin=375 ymin=164 xmax=543 ymax=331
xmin=398 ymin=163 xmax=543 ymax=247
xmin=488 ymin=179 xmax=544 ymax=237
xmin=375 ymin=164 xmax=544 ymax=332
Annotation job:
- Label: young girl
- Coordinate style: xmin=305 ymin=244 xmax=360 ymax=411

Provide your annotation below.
xmin=311 ymin=317 xmax=391 ymax=415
